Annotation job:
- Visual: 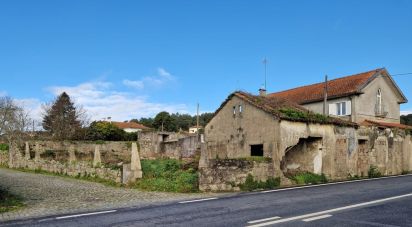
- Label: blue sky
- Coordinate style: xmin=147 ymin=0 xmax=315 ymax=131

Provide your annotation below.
xmin=1 ymin=0 xmax=411 ymax=121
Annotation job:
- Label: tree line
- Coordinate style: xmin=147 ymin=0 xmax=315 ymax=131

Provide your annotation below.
xmin=0 ymin=92 xmax=214 ymax=141
xmin=132 ymin=111 xmax=213 ymax=132
xmin=401 ymin=114 xmax=412 ymax=126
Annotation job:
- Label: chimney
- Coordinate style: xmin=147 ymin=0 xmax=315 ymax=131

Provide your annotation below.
xmin=259 ymin=87 xmax=267 ymax=97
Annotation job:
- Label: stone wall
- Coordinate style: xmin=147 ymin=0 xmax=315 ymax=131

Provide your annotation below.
xmin=139 ymin=132 xmax=200 ymax=160
xmin=199 ymin=159 xmax=273 ymax=191
xmin=201 ymin=115 xmax=412 ymax=191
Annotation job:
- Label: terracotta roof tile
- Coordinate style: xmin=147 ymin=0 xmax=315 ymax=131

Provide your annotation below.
xmin=361 ymin=120 xmax=412 ymax=129
xmin=111 ymin=121 xmax=150 ymax=130
xmin=212 ymin=91 xmax=357 ymax=127
xmin=268 ymin=68 xmax=383 ymax=104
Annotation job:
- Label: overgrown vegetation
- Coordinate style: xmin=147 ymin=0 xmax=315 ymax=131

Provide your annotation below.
xmin=133 ymin=159 xmax=199 ymax=193
xmin=368 ymin=165 xmax=382 ymax=178
xmin=0 ymin=188 xmax=24 ymax=213
xmin=0 ymin=143 xmax=9 ymax=152
xmin=239 ymin=174 xmax=280 ymax=191
xmin=347 ymin=174 xmax=361 ymax=180
xmin=290 ymin=172 xmax=328 ymax=185
xmin=402 ymin=170 xmax=412 ymax=175
xmin=85 ymin=121 xmax=138 ymax=141
xmin=279 ymin=108 xmax=328 ymax=123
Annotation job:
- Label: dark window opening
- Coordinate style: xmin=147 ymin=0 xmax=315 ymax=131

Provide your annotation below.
xmin=250 ymin=144 xmax=264 ymax=156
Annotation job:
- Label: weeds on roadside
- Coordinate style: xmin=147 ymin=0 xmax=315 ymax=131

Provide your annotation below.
xmin=290 ymin=172 xmax=328 ymax=185
xmin=0 ymin=188 xmax=24 ymax=213
xmin=132 ymin=159 xmax=199 ymax=193
xmin=368 ymin=165 xmax=382 ymax=178
xmin=239 ymin=174 xmax=280 ymax=191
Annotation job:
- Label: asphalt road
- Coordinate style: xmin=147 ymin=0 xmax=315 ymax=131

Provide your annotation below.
xmin=2 ymin=174 xmax=412 ymax=227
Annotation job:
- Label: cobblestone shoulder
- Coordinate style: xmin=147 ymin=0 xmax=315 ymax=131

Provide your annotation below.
xmin=0 ymin=168 xmax=222 ymax=222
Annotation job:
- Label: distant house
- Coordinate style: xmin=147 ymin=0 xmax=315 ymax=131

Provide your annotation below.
xmin=111 ymin=121 xmax=150 ymax=133
xmin=269 ymin=68 xmax=408 ymax=124
xmin=189 ymin=126 xmax=203 ymax=134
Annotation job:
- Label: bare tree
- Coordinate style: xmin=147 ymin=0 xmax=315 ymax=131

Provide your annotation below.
xmin=0 ymin=96 xmax=31 ymax=144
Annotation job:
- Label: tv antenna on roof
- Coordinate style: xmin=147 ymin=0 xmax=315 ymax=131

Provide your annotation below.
xmin=262 ymin=57 xmax=268 ymax=90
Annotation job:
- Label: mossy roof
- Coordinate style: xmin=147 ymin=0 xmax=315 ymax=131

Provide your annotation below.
xmin=213 ymin=91 xmax=357 ymax=127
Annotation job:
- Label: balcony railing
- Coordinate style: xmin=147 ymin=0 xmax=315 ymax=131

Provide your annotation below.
xmin=375 ymin=103 xmax=388 ymax=117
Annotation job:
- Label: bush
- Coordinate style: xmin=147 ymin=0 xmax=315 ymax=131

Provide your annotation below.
xmin=0 ymin=144 xmax=9 ymax=152
xmin=134 ymin=159 xmax=198 ymax=193
xmin=291 ymin=172 xmax=328 ymax=185
xmin=368 ymin=165 xmax=382 ymax=178
xmin=239 ymin=174 xmax=280 ymax=191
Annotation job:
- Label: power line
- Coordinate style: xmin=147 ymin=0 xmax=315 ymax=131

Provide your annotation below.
xmin=391 ymin=72 xmax=412 ymax=77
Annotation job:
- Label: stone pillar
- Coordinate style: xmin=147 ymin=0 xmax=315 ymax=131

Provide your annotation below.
xmin=93 ymin=145 xmax=102 ymax=167
xmin=198 ymin=143 xmax=208 ymax=168
xmin=130 ymin=142 xmax=142 ymax=179
xmin=34 ymin=142 xmax=41 ymax=161
xmin=25 ymin=142 xmax=30 ymax=160
xmin=68 ymin=145 xmax=76 ymax=163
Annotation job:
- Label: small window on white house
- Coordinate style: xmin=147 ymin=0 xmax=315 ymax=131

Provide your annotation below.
xmin=336 ymin=102 xmax=346 ymax=116
xmin=329 ymin=101 xmax=351 ymax=116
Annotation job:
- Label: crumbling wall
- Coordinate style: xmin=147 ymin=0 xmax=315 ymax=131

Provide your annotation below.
xmin=199 ymin=159 xmax=273 ymax=192
xmin=138 ymin=132 xmax=199 ymax=161
xmin=201 ymin=116 xmax=412 ymax=191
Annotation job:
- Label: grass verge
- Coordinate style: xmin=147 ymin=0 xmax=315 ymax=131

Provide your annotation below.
xmin=239 ymin=174 xmax=280 ymax=191
xmin=290 ymin=172 xmax=328 ymax=185
xmin=132 ymin=159 xmax=199 ymax=193
xmin=0 ymin=188 xmax=24 ymax=213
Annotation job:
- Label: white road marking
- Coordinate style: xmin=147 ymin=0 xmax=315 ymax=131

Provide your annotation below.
xmin=246 ymin=192 xmax=412 ymax=227
xmin=260 ymin=173 xmax=412 ymax=194
xmin=55 ymin=210 xmax=117 ymax=220
xmin=247 ymin=216 xmax=281 ymax=224
xmin=178 ymin=197 xmax=218 ymax=204
xmin=302 ymin=214 xmax=332 ymax=222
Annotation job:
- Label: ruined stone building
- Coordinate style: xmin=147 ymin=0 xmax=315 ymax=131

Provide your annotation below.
xmin=199 ymin=68 xmax=412 ymax=191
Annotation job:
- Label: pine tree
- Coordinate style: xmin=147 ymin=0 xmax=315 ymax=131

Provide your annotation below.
xmin=42 ymin=92 xmax=82 ymax=140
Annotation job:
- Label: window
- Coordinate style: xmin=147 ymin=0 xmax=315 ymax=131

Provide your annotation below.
xmin=239 ymin=105 xmax=243 ymax=113
xmin=250 ymin=144 xmax=264 ymax=156
xmin=232 ymin=106 xmax=236 ymax=116
xmin=329 ymin=101 xmax=351 ymax=116
xmin=376 ymin=89 xmax=382 ymax=114
xmin=336 ymin=102 xmax=346 ymax=116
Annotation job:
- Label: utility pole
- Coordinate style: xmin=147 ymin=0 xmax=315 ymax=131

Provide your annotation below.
xmin=196 ymin=103 xmax=200 ymax=133
xmin=323 ymin=75 xmax=328 ymax=115
xmin=263 ymin=57 xmax=268 ymax=90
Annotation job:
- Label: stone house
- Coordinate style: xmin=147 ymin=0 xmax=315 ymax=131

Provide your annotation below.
xmin=269 ymin=68 xmax=407 ymax=124
xmin=199 ymin=91 xmax=412 ymax=191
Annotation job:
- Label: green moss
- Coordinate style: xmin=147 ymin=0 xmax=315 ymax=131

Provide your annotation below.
xmin=239 ymin=174 xmax=280 ymax=191
xmin=95 ymin=140 xmax=106 ymax=145
xmin=279 ymin=108 xmax=329 ymax=123
xmin=290 ymin=172 xmax=328 ymax=185
xmin=0 ymin=143 xmax=9 ymax=152
xmin=0 ymin=188 xmax=24 ymax=213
